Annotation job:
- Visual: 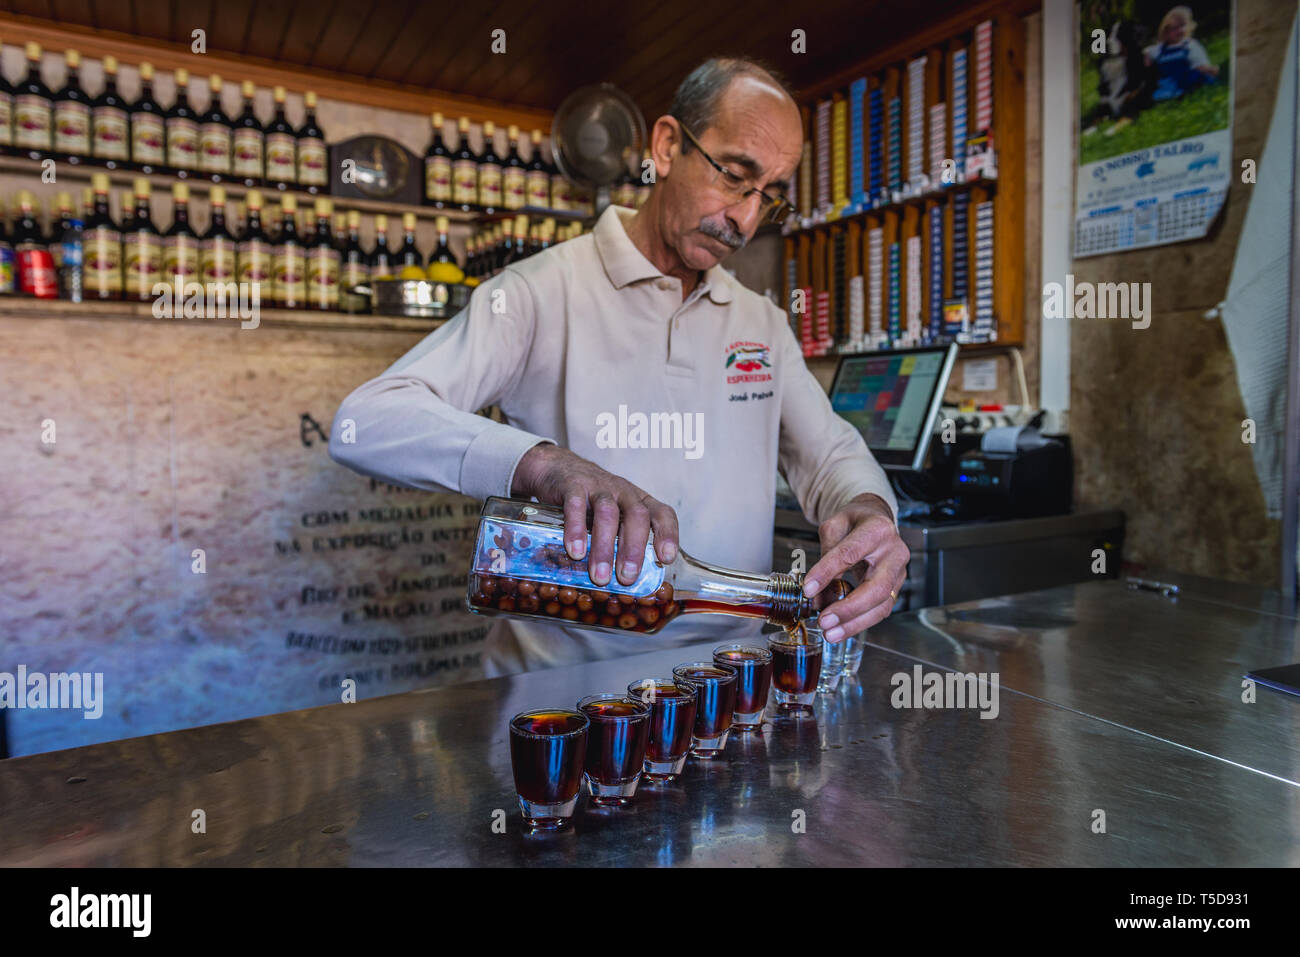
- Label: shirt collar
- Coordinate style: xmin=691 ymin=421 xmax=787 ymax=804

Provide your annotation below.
xmin=593 ymin=205 xmax=735 ymax=305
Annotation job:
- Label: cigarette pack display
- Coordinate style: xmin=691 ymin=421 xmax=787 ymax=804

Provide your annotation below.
xmin=906 ymin=57 xmax=926 ymax=188
xmin=887 ymin=241 xmax=901 ymax=342
xmin=973 ymin=199 xmax=995 ymax=340
xmin=848 ymin=273 xmax=865 ymax=350
xmin=800 ymin=284 xmax=814 ymax=353
xmin=868 ymin=226 xmax=884 ymax=344
xmin=887 ymin=96 xmax=902 ymax=198
xmin=905 ymin=233 xmax=922 ymax=344
xmin=973 ymin=20 xmax=993 ymax=134
xmin=814 ymin=289 xmax=831 ymax=354
xmin=951 ymin=48 xmax=968 ymax=182
xmin=831 ymin=98 xmax=848 ymax=214
xmin=951 ymin=191 xmax=970 ymax=300
xmin=928 ymin=206 xmax=944 ymax=341
xmin=869 ymin=87 xmax=884 ymax=206
xmin=849 ymin=78 xmax=867 ymax=208
xmin=832 ymin=230 xmax=847 ymax=344
xmin=929 ymin=103 xmax=947 ymax=185
xmin=815 ymin=99 xmax=831 ymax=215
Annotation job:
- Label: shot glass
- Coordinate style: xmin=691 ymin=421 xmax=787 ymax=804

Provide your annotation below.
xmin=628 ymin=677 xmax=697 ymax=781
xmin=817 ymin=634 xmax=847 ymax=693
xmin=712 ymin=643 xmax=773 ymax=731
xmin=576 ymin=693 xmax=650 ymax=806
xmin=508 ymin=708 xmax=589 ymax=829
xmin=768 ymin=626 xmax=823 ymax=711
xmin=840 ymin=634 xmax=865 ymax=677
xmin=672 ymin=661 xmax=738 ymax=758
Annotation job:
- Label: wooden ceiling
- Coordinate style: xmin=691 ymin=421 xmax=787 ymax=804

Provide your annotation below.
xmin=3 ymin=0 xmax=1032 ymax=117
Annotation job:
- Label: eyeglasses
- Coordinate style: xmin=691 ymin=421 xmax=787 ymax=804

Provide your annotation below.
xmin=675 ymin=120 xmax=794 ymax=226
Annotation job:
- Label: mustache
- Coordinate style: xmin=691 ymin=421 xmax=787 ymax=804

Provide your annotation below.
xmin=698 ymin=219 xmax=747 ymax=250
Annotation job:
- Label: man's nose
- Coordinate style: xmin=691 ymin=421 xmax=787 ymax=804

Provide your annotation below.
xmin=728 ymin=191 xmax=765 ymax=238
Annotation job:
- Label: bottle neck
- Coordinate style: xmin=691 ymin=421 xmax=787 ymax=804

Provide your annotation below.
xmin=664 ymin=550 xmax=808 ymax=625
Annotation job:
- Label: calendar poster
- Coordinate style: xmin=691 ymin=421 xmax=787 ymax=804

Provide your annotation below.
xmin=1074 ymin=0 xmax=1233 ymax=257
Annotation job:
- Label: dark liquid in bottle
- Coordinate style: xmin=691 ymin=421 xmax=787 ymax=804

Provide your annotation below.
xmin=579 ymin=700 xmax=649 ymax=785
xmin=714 ymin=648 xmax=773 ymax=714
xmin=676 ymin=666 xmax=737 ymax=738
xmin=470 ymin=573 xmax=680 ymax=633
xmin=508 ymin=711 xmax=587 ymax=804
xmin=633 ymin=680 xmax=697 ymax=763
xmin=771 ymin=640 xmax=823 ymax=695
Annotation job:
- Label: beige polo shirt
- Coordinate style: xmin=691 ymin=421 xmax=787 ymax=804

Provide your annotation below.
xmin=330 ymin=205 xmax=896 ymax=676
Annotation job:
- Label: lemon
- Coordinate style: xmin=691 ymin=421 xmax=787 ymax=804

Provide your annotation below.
xmin=426 ymin=262 xmax=465 ymax=284
xmin=463 ymin=276 xmax=480 ymax=287
xmin=399 ymin=265 xmax=427 ymax=281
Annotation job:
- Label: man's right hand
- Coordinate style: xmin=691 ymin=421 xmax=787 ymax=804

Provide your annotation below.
xmin=511 ymin=444 xmax=680 ymax=587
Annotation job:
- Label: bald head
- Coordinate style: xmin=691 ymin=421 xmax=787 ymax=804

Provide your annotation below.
xmin=668 ymin=57 xmax=800 ymax=139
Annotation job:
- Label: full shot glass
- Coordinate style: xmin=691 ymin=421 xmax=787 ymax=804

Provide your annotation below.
xmin=769 ymin=625 xmax=823 ymax=711
xmin=628 ymin=677 xmax=697 ymax=781
xmin=672 ymin=661 xmax=738 ymax=758
xmin=508 ymin=708 xmax=589 ymax=829
xmin=712 ymin=643 xmax=773 ymax=730
xmin=576 ymin=693 xmax=650 ymax=806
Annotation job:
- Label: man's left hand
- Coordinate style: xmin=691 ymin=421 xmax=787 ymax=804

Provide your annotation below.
xmin=802 ymin=493 xmax=910 ymax=641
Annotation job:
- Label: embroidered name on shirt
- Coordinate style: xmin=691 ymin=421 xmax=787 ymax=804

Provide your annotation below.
xmin=595 ymin=405 xmax=704 ymax=460
xmin=725 ymin=340 xmax=773 ymax=385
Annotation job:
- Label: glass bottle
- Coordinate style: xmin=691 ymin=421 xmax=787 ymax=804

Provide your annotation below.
xmin=130 ymin=62 xmax=165 ymax=174
xmin=426 ymin=214 xmax=458 ymax=269
xmin=466 ymin=498 xmax=850 ymax=635
xmin=84 ymin=173 xmax=121 ymax=300
xmin=525 ymin=129 xmax=550 ymax=209
xmin=237 ymin=189 xmax=272 ymax=307
xmin=53 ymin=49 xmax=91 ymax=163
xmin=198 ymin=74 xmax=232 ymax=182
xmin=502 ymin=124 xmax=526 ymax=211
xmin=339 ymin=209 xmax=369 ymax=314
xmin=166 ymin=67 xmax=199 ymax=177
xmin=122 ymin=178 xmax=161 ymax=302
xmin=423 ymin=111 xmax=451 ymax=207
xmin=273 ymin=193 xmax=305 ymax=308
xmin=295 ymin=90 xmax=327 ymax=194
xmin=476 ymin=120 xmax=502 ymax=213
xmin=451 ymin=116 xmax=477 ymax=212
xmin=306 ymin=197 xmax=339 ymax=311
xmin=0 ymin=200 xmax=15 ymax=295
xmin=91 ymin=54 xmax=128 ymax=168
xmin=13 ymin=191 xmax=57 ymax=298
xmin=264 ymin=86 xmax=295 ymax=191
xmin=163 ymin=182 xmax=199 ymax=290
xmin=0 ymin=36 xmax=15 ymax=154
xmin=397 ymin=212 xmax=421 ymax=271
xmin=369 ymin=213 xmax=394 ymax=280
xmin=232 ymin=80 xmax=264 ymax=188
xmin=15 ymin=42 xmax=53 ymax=160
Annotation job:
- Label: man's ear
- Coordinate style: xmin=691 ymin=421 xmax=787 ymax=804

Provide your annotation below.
xmin=648 ymin=115 xmax=682 ymax=181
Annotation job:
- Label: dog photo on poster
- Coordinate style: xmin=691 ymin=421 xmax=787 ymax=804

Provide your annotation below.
xmin=1074 ymin=0 xmax=1234 ymax=257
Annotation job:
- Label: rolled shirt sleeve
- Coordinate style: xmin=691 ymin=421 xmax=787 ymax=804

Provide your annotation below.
xmin=328 ymin=269 xmax=555 ymax=501
xmin=773 ymin=312 xmax=899 ymax=527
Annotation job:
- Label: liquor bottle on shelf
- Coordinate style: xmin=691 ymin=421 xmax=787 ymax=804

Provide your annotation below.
xmin=463 ymin=233 xmax=478 ymax=280
xmin=264 ymin=86 xmax=295 ymax=191
xmin=0 ymin=200 xmax=14 ymax=295
xmin=90 ymin=54 xmax=128 ymax=169
xmin=466 ymin=497 xmax=853 ymax=635
xmin=84 ymin=173 xmax=121 ymax=300
xmin=166 ymin=67 xmax=199 ymax=178
xmin=541 ymin=218 xmax=556 ymax=251
xmin=130 ymin=62 xmax=165 ymax=174
xmin=81 ymin=186 xmax=93 ymax=219
xmin=512 ymin=214 xmax=529 ymax=262
xmin=201 ymin=185 xmax=237 ymax=297
xmin=550 ymin=167 xmax=570 ymax=213
xmin=452 ymin=116 xmax=478 ymax=212
xmin=423 ymin=111 xmax=451 ymax=207
xmin=527 ymin=220 xmax=541 ymax=257
xmin=426 ymin=214 xmax=460 ymax=278
xmin=273 ymin=193 xmax=305 ymax=308
xmin=233 ymin=80 xmax=265 ymax=188
xmin=332 ymin=211 xmax=347 ymax=250
xmin=0 ymin=35 xmax=14 ymax=155
xmin=49 ymin=192 xmax=75 ymax=275
xmin=199 ymin=74 xmax=232 ymax=183
xmin=339 ymin=209 xmax=369 ymax=314
xmin=265 ymin=200 xmax=281 ymax=241
xmin=58 ymin=210 xmax=83 ymax=303
xmin=526 ymin=130 xmax=551 ymax=210
xmin=496 ymin=216 xmax=516 ymax=272
xmin=118 ymin=188 xmax=135 ymax=234
xmin=306 ymin=197 xmax=340 ymax=311
xmin=477 ymin=120 xmax=502 ymax=213
xmin=296 ymin=91 xmax=327 ymax=195
xmin=122 ymin=178 xmax=161 ymax=302
xmin=13 ymin=191 xmax=57 ymax=298
xmin=503 ymin=125 xmax=526 ymax=211
xmin=15 ymin=43 xmax=53 ymax=160
xmin=397 ymin=212 xmax=422 ymax=274
xmin=53 ymin=49 xmax=91 ymax=163
xmin=369 ymin=213 xmax=394 ymax=280
xmin=237 ymin=189 xmax=272 ymax=305
xmin=163 ymin=182 xmax=199 ymax=288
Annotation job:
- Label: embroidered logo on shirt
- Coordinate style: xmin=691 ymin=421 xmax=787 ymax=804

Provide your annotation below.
xmin=724 ymin=340 xmax=773 ymax=385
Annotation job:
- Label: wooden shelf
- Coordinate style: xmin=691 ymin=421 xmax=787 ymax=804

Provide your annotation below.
xmin=1 ymin=296 xmax=446 ymax=334
xmin=783 ymin=177 xmax=999 ymax=237
xmin=0 ymin=156 xmax=580 ymax=227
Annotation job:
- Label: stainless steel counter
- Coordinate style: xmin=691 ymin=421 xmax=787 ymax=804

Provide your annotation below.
xmin=1 ymin=574 xmax=1297 ymax=866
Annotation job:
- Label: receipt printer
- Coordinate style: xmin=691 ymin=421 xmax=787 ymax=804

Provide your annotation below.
xmin=952 ymin=426 xmax=1073 ymax=518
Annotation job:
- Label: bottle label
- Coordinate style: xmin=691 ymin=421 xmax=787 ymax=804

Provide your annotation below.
xmin=297 ymin=137 xmax=327 ymax=186
xmin=54 ymin=101 xmax=91 ymax=155
xmin=477 ymin=165 xmax=502 ymax=207
xmin=201 ymin=238 xmax=237 ymax=287
xmin=503 ymin=167 xmax=526 ymax=210
xmin=17 ymin=245 xmax=58 ymax=298
xmin=425 ymin=155 xmax=452 ymax=202
xmin=162 ymin=236 xmax=200 ymax=282
xmin=167 ymin=117 xmax=199 ymax=169
xmin=471 ymin=517 xmax=663 ymax=597
xmin=307 ymin=247 xmax=340 ymax=306
xmin=525 ymin=170 xmax=549 ymax=208
xmin=237 ymin=240 xmax=272 ymax=283
xmin=123 ymin=232 xmax=162 ymax=297
xmin=0 ymin=93 xmax=12 ymax=146
xmin=131 ymin=113 xmax=166 ymax=165
xmin=92 ymin=105 xmax=129 ymax=160
xmin=266 ymin=133 xmax=296 ymax=183
xmin=452 ymin=159 xmax=478 ymax=205
xmin=550 ymin=174 xmax=570 ymax=211
xmin=233 ymin=128 xmax=264 ymax=178
xmin=341 ymin=256 xmax=369 ymax=287
xmin=273 ymin=246 xmax=306 ymax=305
xmin=199 ymin=123 xmax=231 ymax=173
xmin=0 ymin=245 xmax=14 ymax=293
xmin=86 ymin=227 xmax=122 ymax=294
xmin=14 ymin=94 xmax=52 ymax=150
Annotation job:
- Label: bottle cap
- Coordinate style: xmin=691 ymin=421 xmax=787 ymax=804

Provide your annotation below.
xmin=432 ymin=111 xmax=443 ymax=127
xmin=209 ymin=74 xmax=222 ymax=91
xmin=531 ymin=129 xmax=542 ymax=143
xmin=241 ymin=80 xmax=255 ymax=97
xmin=273 ymin=85 xmax=286 ymax=102
xmin=304 ymin=91 xmax=317 ymax=108
xmin=508 ymin=124 xmax=519 ymax=139
xmin=140 ymin=62 xmax=154 ymax=81
xmin=435 ymin=215 xmax=449 ymax=232
xmin=514 ymin=214 xmax=528 ymax=235
xmin=483 ymin=121 xmax=495 ymax=137
xmin=65 ymin=50 xmax=80 ymax=68
xmin=25 ymin=42 xmax=41 ymax=60
xmin=134 ymin=177 xmax=151 ymax=197
xmin=347 ymin=210 xmax=360 ymax=227
xmin=458 ymin=116 xmax=470 ymax=131
xmin=375 ymin=214 xmax=388 ymax=229
xmin=16 ymin=189 xmax=33 ymax=209
xmin=173 ymin=183 xmax=189 ymax=202
xmin=103 ymin=54 xmax=117 ymax=73
xmin=316 ymin=198 xmax=332 ymax=216
xmin=246 ymin=189 xmax=263 ymax=209
xmin=175 ymin=67 xmax=189 ymax=85
xmin=281 ymin=194 xmax=297 ymax=212
xmin=56 ymin=190 xmax=72 ymax=210
xmin=211 ymin=185 xmax=227 ymax=204
xmin=402 ymin=212 xmax=416 ymax=230
xmin=91 ymin=172 xmax=110 ymax=193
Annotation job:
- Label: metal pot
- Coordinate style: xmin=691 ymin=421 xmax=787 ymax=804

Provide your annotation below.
xmin=353 ymin=280 xmax=472 ymax=318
